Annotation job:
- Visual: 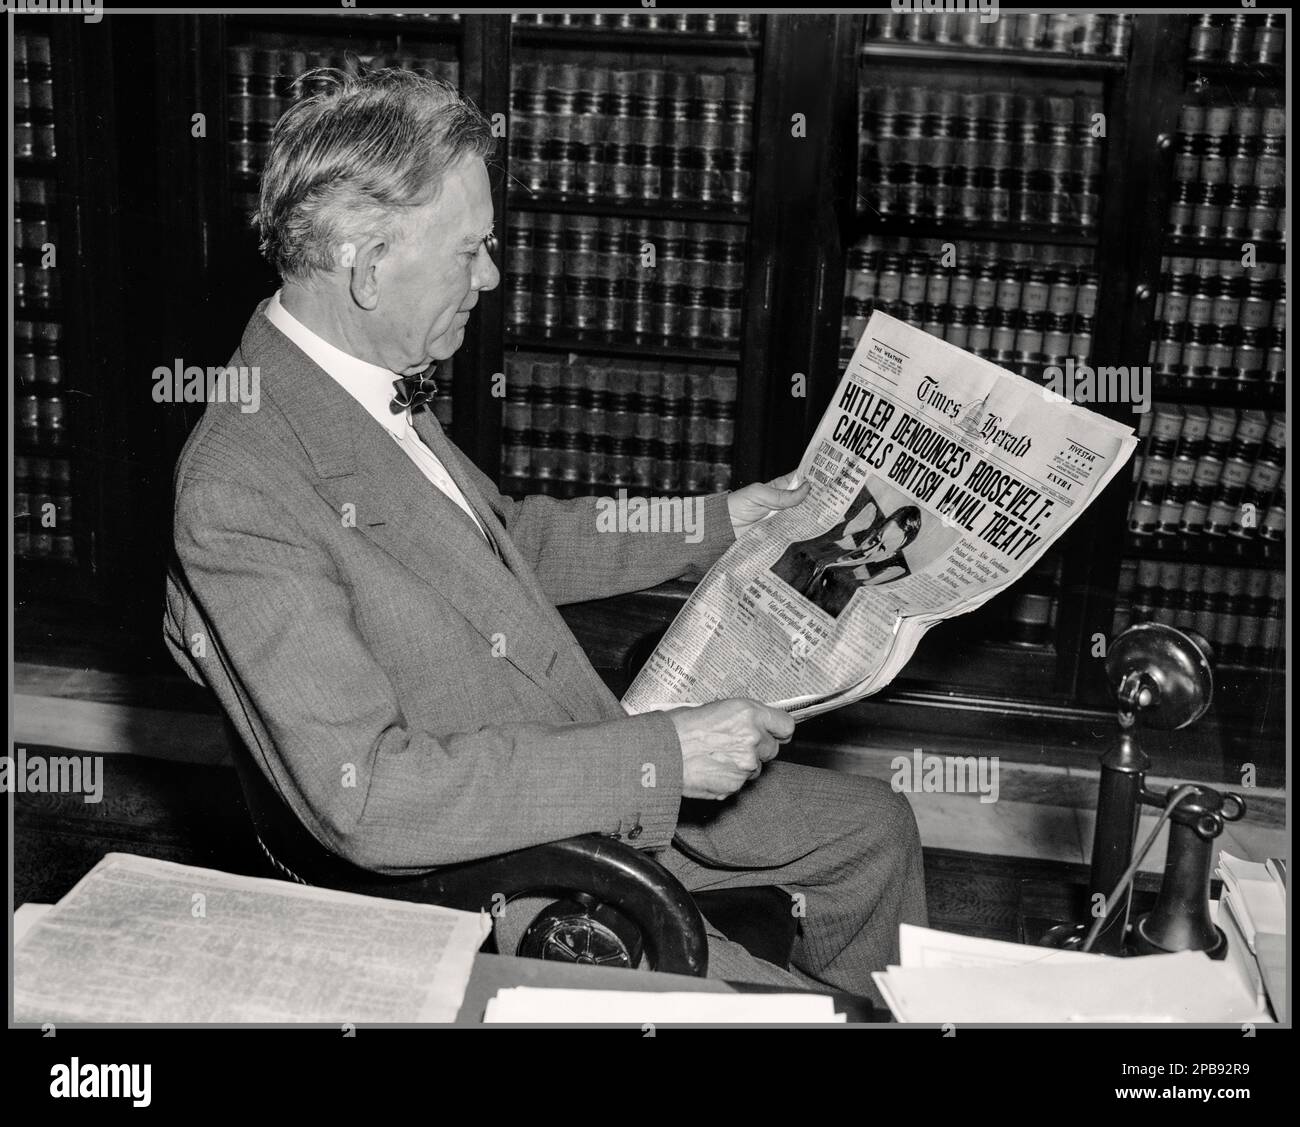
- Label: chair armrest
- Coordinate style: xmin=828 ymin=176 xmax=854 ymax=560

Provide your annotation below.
xmin=228 ymin=727 xmax=708 ymax=975
xmin=373 ymin=836 xmax=709 ymax=978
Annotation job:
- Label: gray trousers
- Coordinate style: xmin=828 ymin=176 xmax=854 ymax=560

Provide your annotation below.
xmin=495 ymin=761 xmax=927 ymax=1003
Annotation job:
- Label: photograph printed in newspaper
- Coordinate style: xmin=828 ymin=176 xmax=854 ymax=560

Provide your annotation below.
xmin=623 ymin=310 xmax=1140 ymax=720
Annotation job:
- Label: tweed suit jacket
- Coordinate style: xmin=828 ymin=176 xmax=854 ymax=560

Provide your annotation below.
xmin=164 ymin=300 xmax=748 ymax=874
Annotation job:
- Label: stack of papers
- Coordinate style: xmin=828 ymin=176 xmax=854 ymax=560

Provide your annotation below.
xmin=872 ymin=924 xmax=1267 ymax=1023
xmin=14 ymin=853 xmax=491 ymax=1023
xmin=1217 ymin=850 xmax=1286 ymax=1020
xmin=1217 ymin=851 xmax=1286 ymax=953
xmin=484 ymin=987 xmax=844 ymax=1024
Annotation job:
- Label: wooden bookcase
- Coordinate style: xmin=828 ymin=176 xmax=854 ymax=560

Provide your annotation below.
xmin=13 ymin=17 xmax=132 ymax=619
xmin=12 ymin=12 xmax=1286 ymax=779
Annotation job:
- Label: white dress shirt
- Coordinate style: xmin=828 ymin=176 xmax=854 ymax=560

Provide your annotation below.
xmin=264 ymin=291 xmax=489 ymax=541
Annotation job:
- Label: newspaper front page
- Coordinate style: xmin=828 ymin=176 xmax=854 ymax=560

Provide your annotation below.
xmin=624 ymin=311 xmax=1138 ymax=720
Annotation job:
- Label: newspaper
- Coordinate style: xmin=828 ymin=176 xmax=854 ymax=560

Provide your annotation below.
xmin=624 ymin=311 xmax=1138 ymax=720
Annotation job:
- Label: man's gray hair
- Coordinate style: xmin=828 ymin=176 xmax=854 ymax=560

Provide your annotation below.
xmin=255 ymin=67 xmax=495 ymax=282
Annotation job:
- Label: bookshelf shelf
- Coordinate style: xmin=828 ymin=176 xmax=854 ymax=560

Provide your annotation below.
xmin=14 ymin=154 xmax=59 ymax=174
xmin=501 ymin=475 xmax=713 ymax=500
xmin=13 ymin=305 xmax=63 ymax=322
xmin=860 ymin=42 xmax=1128 ymax=74
xmin=15 ymin=439 xmax=91 ymax=459
xmin=1163 ymin=235 xmax=1286 ymax=263
xmin=1149 ymin=383 xmax=1284 ymax=412
xmin=224 ymin=13 xmax=464 ymax=44
xmin=506 ymin=331 xmax=741 ymax=366
xmin=15 ymin=244 xmax=59 ymax=265
xmin=1124 ymin=534 xmax=1284 ymax=570
xmin=1183 ymin=60 xmax=1285 ymax=87
xmin=508 ymin=193 xmax=750 ymax=227
xmin=512 ymin=26 xmax=762 ymax=57
xmin=14 ymin=556 xmax=96 ymax=606
xmin=852 ymin=215 xmax=1101 ymax=249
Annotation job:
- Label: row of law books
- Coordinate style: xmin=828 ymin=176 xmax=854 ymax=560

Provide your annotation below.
xmin=500 ymin=353 xmax=736 ymax=494
xmin=14 ymin=320 xmax=64 ymax=395
xmin=1148 ymin=252 xmax=1285 ymax=396
xmin=506 ymin=213 xmax=747 ymax=346
xmin=864 ymin=11 xmax=1132 ymax=57
xmin=1153 ymin=255 xmax=1285 ymax=337
xmin=502 ymin=352 xmax=737 ymax=415
xmin=507 ymin=212 xmax=747 ymax=288
xmin=14 ymin=33 xmax=55 ymax=161
xmin=511 ymin=13 xmax=757 ymax=35
xmin=1114 ymin=559 xmax=1284 ymax=671
xmin=16 ymin=176 xmax=61 ymax=313
xmin=499 ymin=443 xmax=734 ymax=497
xmin=1167 ymin=88 xmax=1286 ymax=243
xmin=13 ymin=454 xmax=76 ymax=562
xmin=856 ymin=83 xmax=1106 ymax=230
xmin=509 ymin=62 xmax=754 ymax=208
xmin=842 ymin=237 xmax=1098 ymax=366
xmin=859 ymin=84 xmax=1107 ymax=137
xmin=1186 ymin=13 xmax=1285 ymax=65
xmin=14 ymin=35 xmax=71 ymax=567
xmin=14 ymin=263 xmax=59 ymax=314
xmin=1128 ymin=404 xmax=1285 ymax=543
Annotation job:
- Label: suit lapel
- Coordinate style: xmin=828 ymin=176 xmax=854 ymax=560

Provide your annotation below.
xmin=413 ymin=409 xmax=511 ymax=532
xmin=412 ymin=409 xmax=615 ymax=721
xmin=240 ymin=303 xmax=606 ymax=721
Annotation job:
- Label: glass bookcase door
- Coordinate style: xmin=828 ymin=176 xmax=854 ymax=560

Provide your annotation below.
xmin=13 ymin=24 xmax=96 ymax=603
xmin=839 ymin=11 xmax=1136 ymax=701
xmin=1116 ymin=15 xmax=1286 ymax=723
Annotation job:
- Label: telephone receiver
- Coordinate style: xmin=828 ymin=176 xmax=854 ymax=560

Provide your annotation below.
xmin=1041 ymin=623 xmax=1246 ymax=957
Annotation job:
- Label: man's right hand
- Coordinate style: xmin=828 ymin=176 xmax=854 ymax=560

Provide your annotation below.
xmin=665 ymin=699 xmax=796 ymax=801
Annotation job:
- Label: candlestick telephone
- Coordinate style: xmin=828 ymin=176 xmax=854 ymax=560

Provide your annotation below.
xmin=1040 ymin=622 xmax=1247 ymax=958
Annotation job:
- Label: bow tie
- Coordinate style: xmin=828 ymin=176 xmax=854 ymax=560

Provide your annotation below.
xmin=390 ymin=368 xmax=438 ymax=415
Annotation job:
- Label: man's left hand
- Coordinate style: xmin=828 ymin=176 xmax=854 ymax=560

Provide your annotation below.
xmin=727 ymin=471 xmax=811 ymax=539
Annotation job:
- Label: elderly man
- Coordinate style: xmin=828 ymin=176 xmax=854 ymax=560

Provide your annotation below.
xmin=163 ymin=68 xmax=925 ymax=999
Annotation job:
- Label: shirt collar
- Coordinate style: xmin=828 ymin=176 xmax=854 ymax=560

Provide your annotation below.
xmin=263 ymin=290 xmax=408 ymax=436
